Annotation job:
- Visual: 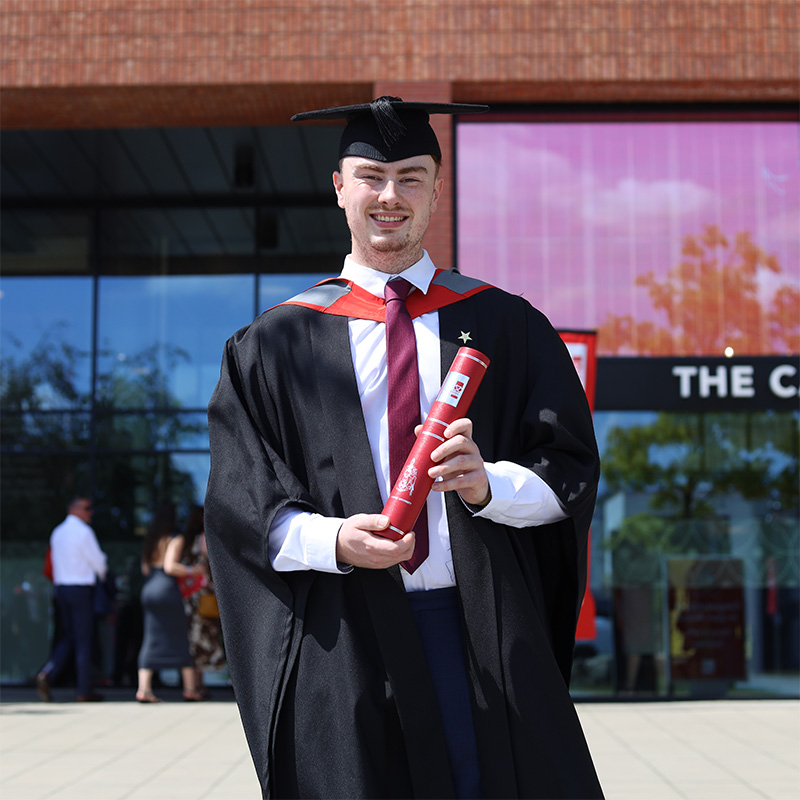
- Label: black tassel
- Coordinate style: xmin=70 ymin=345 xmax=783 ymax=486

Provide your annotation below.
xmin=370 ymin=96 xmax=407 ymax=149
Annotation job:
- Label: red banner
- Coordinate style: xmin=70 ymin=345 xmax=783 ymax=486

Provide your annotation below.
xmin=559 ymin=331 xmax=598 ymax=641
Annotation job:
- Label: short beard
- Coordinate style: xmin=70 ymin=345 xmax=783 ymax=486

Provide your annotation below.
xmin=368 ymin=232 xmax=426 ymax=273
xmin=368 ymin=211 xmax=430 ymax=259
xmin=371 ymin=234 xmax=409 ymax=253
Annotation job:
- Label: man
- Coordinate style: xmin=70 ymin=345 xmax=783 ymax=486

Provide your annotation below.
xmin=36 ymin=496 xmax=107 ymax=702
xmin=206 ymin=97 xmax=603 ymax=799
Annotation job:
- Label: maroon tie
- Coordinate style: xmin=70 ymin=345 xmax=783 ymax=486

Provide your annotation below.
xmin=385 ymin=278 xmax=429 ymax=573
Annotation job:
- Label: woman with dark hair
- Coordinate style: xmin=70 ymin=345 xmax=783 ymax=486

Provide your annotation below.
xmin=135 ymin=502 xmax=206 ymax=703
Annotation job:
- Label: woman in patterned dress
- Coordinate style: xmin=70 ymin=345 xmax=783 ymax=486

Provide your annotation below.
xmin=176 ymin=506 xmax=224 ymax=697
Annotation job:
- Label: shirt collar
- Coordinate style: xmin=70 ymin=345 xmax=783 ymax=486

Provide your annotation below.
xmin=341 ymin=251 xmax=436 ymax=299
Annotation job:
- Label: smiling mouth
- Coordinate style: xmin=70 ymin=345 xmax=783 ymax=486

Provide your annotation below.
xmin=371 ymin=214 xmax=408 ymax=223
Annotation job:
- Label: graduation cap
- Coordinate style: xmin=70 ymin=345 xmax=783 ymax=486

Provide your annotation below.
xmin=291 ymin=96 xmax=489 ymax=162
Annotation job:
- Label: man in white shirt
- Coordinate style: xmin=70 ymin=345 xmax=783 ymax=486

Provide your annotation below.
xmin=36 ymin=496 xmax=107 ymax=702
xmin=206 ymin=97 xmax=603 ymax=799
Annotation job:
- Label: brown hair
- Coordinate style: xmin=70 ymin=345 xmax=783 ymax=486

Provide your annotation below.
xmin=141 ymin=501 xmax=176 ymax=566
xmin=181 ymin=505 xmax=205 ymax=557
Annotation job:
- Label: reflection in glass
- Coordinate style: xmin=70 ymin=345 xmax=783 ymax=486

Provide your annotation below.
xmin=591 ymin=410 xmax=799 ymax=696
xmin=0 ymin=277 xmax=93 ymax=410
xmin=1 ymin=411 xmax=91 ymax=454
xmin=0 ymin=452 xmax=92 ymax=541
xmin=95 ymin=412 xmax=209 ymax=452
xmin=98 ymin=208 xmax=256 ymax=275
xmin=0 ymin=210 xmax=91 ymax=274
xmin=0 ymin=450 xmax=92 ymax=682
xmin=457 ymin=120 xmax=800 ymax=356
xmin=93 ymin=453 xmax=205 ymax=541
xmin=97 ymin=275 xmax=254 ymax=410
xmin=262 ymin=207 xmax=350 ymax=256
xmin=171 ymin=452 xmax=211 ymax=508
xmin=0 ymin=540 xmax=54 ymax=683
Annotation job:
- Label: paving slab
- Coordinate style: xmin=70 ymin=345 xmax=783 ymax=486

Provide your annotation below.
xmin=1 ymin=688 xmax=798 ymax=799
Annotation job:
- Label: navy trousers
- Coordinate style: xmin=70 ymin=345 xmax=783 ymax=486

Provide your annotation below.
xmin=44 ymin=584 xmax=95 ymax=697
xmin=407 ymin=587 xmax=482 ymax=799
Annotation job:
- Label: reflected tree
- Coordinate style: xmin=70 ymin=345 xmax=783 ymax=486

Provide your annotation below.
xmin=1 ymin=324 xmax=85 ymax=410
xmin=602 ymin=411 xmax=799 ymax=581
xmin=95 ymin=342 xmax=203 ymax=449
xmin=599 ymin=225 xmax=800 ymax=356
xmin=601 ymin=409 xmax=799 ymax=683
xmin=94 ymin=341 xmax=205 ymax=533
xmin=1 ymin=326 xmax=92 ymax=539
xmin=1 ymin=331 xmax=204 ymax=541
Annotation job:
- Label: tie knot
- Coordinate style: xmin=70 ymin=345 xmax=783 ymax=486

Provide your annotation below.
xmin=385 ymin=277 xmax=413 ymax=304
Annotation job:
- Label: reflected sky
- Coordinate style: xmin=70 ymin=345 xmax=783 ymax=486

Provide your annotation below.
xmin=457 ymin=120 xmax=800 ymax=347
xmin=0 ymin=277 xmax=93 ymax=406
xmin=171 ymin=452 xmax=211 ymax=506
xmin=2 ymin=272 xmax=341 ymax=413
xmin=97 ymin=275 xmax=254 ymax=409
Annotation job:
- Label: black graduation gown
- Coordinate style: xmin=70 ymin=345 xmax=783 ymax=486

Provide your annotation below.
xmin=205 ymin=277 xmax=604 ymax=799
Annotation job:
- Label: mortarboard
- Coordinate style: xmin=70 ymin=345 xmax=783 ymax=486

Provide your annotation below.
xmin=291 ymin=96 xmax=489 ymax=162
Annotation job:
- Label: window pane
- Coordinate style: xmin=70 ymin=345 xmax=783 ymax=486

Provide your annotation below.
xmin=92 ymin=453 xmax=208 ymax=539
xmin=0 ymin=452 xmax=92 ymax=541
xmin=171 ymin=452 xmax=211 ymax=507
xmin=96 ymin=275 xmax=254 ymax=410
xmin=270 ymin=207 xmax=350 ymax=256
xmin=0 ymin=277 xmax=93 ymax=410
xmin=589 ymin=410 xmax=799 ymax=696
xmin=0 ymin=452 xmax=93 ymax=683
xmin=98 ymin=207 xmax=256 ymax=275
xmin=95 ymin=411 xmax=209 ymax=452
xmin=0 ymin=540 xmax=55 ymax=683
xmin=457 ymin=120 xmax=800 ymax=357
xmin=0 ymin=210 xmax=91 ymax=275
xmin=1 ymin=411 xmax=91 ymax=454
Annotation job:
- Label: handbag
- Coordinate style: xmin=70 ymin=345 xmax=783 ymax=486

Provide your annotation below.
xmin=197 ymin=593 xmax=220 ymax=619
xmin=177 ymin=571 xmax=208 ymax=598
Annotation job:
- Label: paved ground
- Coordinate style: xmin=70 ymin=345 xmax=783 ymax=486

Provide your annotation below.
xmin=1 ymin=687 xmax=798 ymax=799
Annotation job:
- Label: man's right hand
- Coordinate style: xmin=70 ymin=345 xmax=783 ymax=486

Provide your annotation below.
xmin=335 ymin=514 xmax=416 ymax=569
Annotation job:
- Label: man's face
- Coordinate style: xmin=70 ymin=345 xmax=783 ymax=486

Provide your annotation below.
xmin=71 ymin=499 xmax=93 ymax=524
xmin=333 ymin=155 xmax=443 ymax=274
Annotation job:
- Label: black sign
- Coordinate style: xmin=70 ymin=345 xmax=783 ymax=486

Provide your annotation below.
xmin=596 ymin=356 xmax=800 ymax=411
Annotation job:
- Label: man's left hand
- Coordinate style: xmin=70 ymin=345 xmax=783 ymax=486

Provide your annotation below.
xmin=425 ymin=418 xmax=490 ymax=507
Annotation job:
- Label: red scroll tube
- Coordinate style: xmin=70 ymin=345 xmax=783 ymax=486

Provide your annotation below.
xmin=381 ymin=346 xmax=490 ymax=540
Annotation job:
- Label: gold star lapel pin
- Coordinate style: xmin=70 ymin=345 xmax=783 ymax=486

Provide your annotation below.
xmin=458 ymin=331 xmax=472 ymax=344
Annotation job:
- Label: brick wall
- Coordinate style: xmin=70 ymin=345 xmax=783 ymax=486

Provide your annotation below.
xmin=2 ymin=0 xmax=798 ymax=130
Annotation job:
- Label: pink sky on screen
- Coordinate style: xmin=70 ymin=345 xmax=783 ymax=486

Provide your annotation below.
xmin=456 ymin=121 xmax=799 ymax=334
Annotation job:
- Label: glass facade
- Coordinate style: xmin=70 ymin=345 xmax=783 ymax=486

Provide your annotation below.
xmin=457 ymin=112 xmax=799 ymax=698
xmin=2 ymin=113 xmax=798 ymax=699
xmin=589 ymin=409 xmax=798 ymax=696
xmin=1 ymin=125 xmax=345 ymax=684
xmin=0 ymin=268 xmax=346 ymax=682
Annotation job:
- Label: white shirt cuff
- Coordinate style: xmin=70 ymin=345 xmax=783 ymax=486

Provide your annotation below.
xmin=269 ymin=507 xmax=350 ymax=573
xmin=468 ymin=461 xmax=569 ymax=528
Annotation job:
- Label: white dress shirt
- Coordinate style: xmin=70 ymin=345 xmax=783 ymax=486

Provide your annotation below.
xmin=50 ymin=513 xmax=108 ymax=586
xmin=269 ymin=252 xmax=568 ymax=591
